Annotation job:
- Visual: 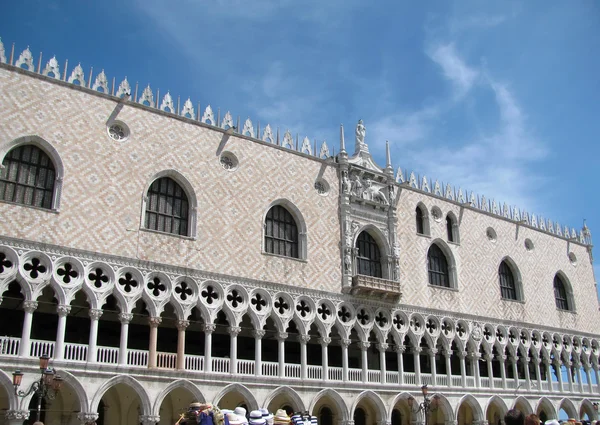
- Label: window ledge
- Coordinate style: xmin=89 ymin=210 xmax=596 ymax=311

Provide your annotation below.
xmin=0 ymin=199 xmax=59 ymax=213
xmin=427 ymin=284 xmax=459 ymax=292
xmin=500 ymin=297 xmax=526 ymax=304
xmin=416 ymin=232 xmax=431 ymax=238
xmin=139 ymin=227 xmax=196 ymax=241
xmin=556 ymin=308 xmax=577 ymax=314
xmin=262 ymin=251 xmax=307 ymax=263
xmin=448 ymin=240 xmax=460 ymax=247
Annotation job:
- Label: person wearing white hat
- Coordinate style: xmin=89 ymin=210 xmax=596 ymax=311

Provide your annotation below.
xmin=249 ymin=410 xmax=267 ymax=425
xmin=260 ymin=408 xmax=274 ymax=425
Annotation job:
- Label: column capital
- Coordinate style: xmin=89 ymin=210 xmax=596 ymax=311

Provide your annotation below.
xmin=360 ymin=341 xmax=370 ymax=351
xmin=5 ymin=410 xmax=30 ymax=420
xmin=378 ymin=343 xmax=389 ymax=351
xmin=458 ymin=351 xmax=467 ymax=359
xmin=483 ymin=353 xmax=493 ymax=361
xmin=298 ymin=334 xmax=311 ymax=344
xmin=23 ymin=300 xmax=38 ymax=313
xmin=428 ymin=348 xmax=438 ymax=356
xmin=278 ymin=332 xmax=288 ymax=341
xmin=148 ymin=316 xmax=162 ymax=327
xmin=177 ymin=320 xmax=190 ymax=331
xmin=89 ymin=308 xmax=103 ymax=320
xmin=341 ymin=338 xmax=352 ymax=348
xmin=395 ymin=344 xmax=406 ymax=353
xmin=497 ymin=354 xmax=507 ymax=362
xmin=228 ymin=326 xmax=242 ymax=336
xmin=413 ymin=347 xmax=423 ymax=354
xmin=57 ymin=304 xmax=71 ymax=317
xmin=253 ymin=329 xmax=266 ymax=339
xmin=119 ymin=312 xmax=134 ymax=323
xmin=139 ymin=414 xmax=161 ymax=425
xmin=204 ymin=323 xmax=216 ymax=333
xmin=445 ymin=421 xmax=458 ymax=425
xmin=77 ymin=412 xmax=100 ymax=425
xmin=319 ymin=337 xmax=332 ymax=346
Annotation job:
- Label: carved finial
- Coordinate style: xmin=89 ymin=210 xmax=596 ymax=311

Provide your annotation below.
xmin=242 ymin=118 xmax=255 ymax=137
xmin=319 ymin=141 xmax=330 ymax=159
xmin=301 ymin=137 xmax=312 ymax=155
xmin=582 ymin=219 xmax=592 ymax=245
xmin=160 ymin=92 xmax=174 ymax=113
xmin=395 ymin=167 xmax=404 ymax=183
xmin=181 ymin=98 xmax=195 ymax=118
xmin=15 ymin=47 xmax=34 ymax=71
xmin=340 ymin=124 xmax=346 ymax=153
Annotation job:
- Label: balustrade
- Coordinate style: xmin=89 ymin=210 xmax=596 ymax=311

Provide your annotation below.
xmin=0 ymin=337 xmax=592 ymax=397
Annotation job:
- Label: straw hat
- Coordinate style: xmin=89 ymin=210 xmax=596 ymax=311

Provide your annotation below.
xmin=274 ymin=409 xmax=291 ymax=425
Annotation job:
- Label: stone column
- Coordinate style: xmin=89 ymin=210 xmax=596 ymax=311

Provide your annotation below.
xmin=484 ymin=353 xmax=494 ymax=389
xmin=88 ymin=309 xmax=103 ymax=363
xmin=565 ymin=362 xmax=574 ymax=393
xmin=299 ymin=334 xmax=310 ymax=380
xmin=118 ymin=313 xmax=133 ymax=365
xmin=472 ymin=352 xmax=481 ymax=388
xmin=459 ymin=351 xmax=467 ymax=388
xmin=396 ymin=345 xmax=405 ymax=385
xmin=361 ymin=341 xmax=370 ymax=383
xmin=278 ymin=332 xmax=287 ymax=378
xmin=414 ymin=347 xmax=422 ymax=385
xmin=19 ymin=301 xmax=38 ymax=357
xmin=77 ymin=412 xmax=100 ymax=425
xmin=545 ymin=357 xmax=554 ymax=393
xmin=378 ymin=343 xmax=388 ymax=384
xmin=594 ymin=364 xmax=600 ymax=394
xmin=5 ymin=410 xmax=30 ymax=425
xmin=139 ymin=414 xmax=161 ymax=425
xmin=204 ymin=323 xmax=215 ymax=373
xmin=429 ymin=348 xmax=437 ymax=385
xmin=445 ymin=349 xmax=452 ymax=388
xmin=534 ymin=357 xmax=542 ymax=391
xmin=54 ymin=304 xmax=71 ymax=360
xmin=555 ymin=359 xmax=564 ymax=393
xmin=524 ymin=356 xmax=532 ymax=390
xmin=253 ymin=330 xmax=265 ymax=376
xmin=574 ymin=361 xmax=584 ymax=393
xmin=498 ymin=354 xmax=507 ymax=389
xmin=176 ymin=320 xmax=189 ymax=370
xmin=585 ymin=364 xmax=593 ymax=394
xmin=511 ymin=355 xmax=519 ymax=388
xmin=320 ymin=337 xmax=331 ymax=381
xmin=342 ymin=338 xmax=351 ymax=382
xmin=228 ymin=326 xmax=241 ymax=374
xmin=148 ymin=316 xmax=161 ymax=368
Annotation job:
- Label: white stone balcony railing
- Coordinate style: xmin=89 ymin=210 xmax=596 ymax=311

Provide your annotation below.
xmin=351 ymin=275 xmax=402 ymax=301
xmin=2 ymin=336 xmax=599 ymax=395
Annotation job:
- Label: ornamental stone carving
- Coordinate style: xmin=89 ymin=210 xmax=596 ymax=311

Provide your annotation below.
xmin=57 ymin=304 xmax=71 ymax=317
xmin=23 ymin=301 xmax=38 ymax=313
xmin=89 ymin=309 xmax=103 ymax=320
xmin=204 ymin=323 xmax=216 ymax=333
xmin=77 ymin=412 xmax=100 ymax=425
xmin=471 ymin=324 xmax=483 ymax=342
xmin=177 ymin=320 xmax=190 ymax=331
xmin=139 ymin=415 xmax=161 ymax=425
xmin=148 ymin=317 xmax=162 ymax=327
xmin=5 ymin=410 xmax=30 ymax=420
xmin=253 ymin=330 xmax=266 ymax=339
xmin=119 ymin=313 xmax=134 ymax=324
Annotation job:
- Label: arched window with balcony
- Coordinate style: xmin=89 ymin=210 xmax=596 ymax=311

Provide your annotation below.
xmin=356 ymin=231 xmax=382 ymax=278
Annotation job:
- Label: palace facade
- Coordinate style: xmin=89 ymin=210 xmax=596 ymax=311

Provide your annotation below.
xmin=0 ymin=40 xmax=599 ymax=425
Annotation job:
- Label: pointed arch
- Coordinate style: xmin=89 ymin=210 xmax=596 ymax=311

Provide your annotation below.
xmin=0 ymin=369 xmax=17 ymax=410
xmin=213 ymin=383 xmax=258 ymax=411
xmin=388 ymin=392 xmax=415 ymax=421
xmin=427 ymin=239 xmax=457 ymax=289
xmin=513 ymin=396 xmax=533 ymax=415
xmin=429 ymin=393 xmax=452 ymax=423
xmin=140 ymin=169 xmax=198 ymax=238
xmin=262 ymin=198 xmax=307 ymax=260
xmin=55 ymin=370 xmax=88 ymax=413
xmin=350 ymin=390 xmax=387 ymax=424
xmin=485 ymin=395 xmax=509 ymax=419
xmin=536 ymin=397 xmax=557 ymax=420
xmin=579 ymin=399 xmax=597 ymax=421
xmin=445 ymin=211 xmax=459 ymax=244
xmin=353 ymin=224 xmax=390 ymax=279
xmin=498 ymin=256 xmax=524 ymax=301
xmin=456 ymin=394 xmax=484 ymax=422
xmin=485 ymin=395 xmax=509 ymax=425
xmin=554 ymin=271 xmax=575 ymax=312
xmin=415 ymin=202 xmax=430 ymax=236
xmin=152 ymin=379 xmax=205 ymax=416
xmin=0 ymin=135 xmax=64 ymax=210
xmin=90 ymin=375 xmax=151 ymax=414
xmin=557 ymin=398 xmax=578 ymax=420
xmin=262 ymin=386 xmax=306 ymax=413
xmin=309 ymin=389 xmax=349 ymax=421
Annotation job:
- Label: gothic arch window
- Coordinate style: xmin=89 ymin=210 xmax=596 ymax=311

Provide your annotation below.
xmin=554 ymin=273 xmax=574 ymax=311
xmin=498 ymin=260 xmax=522 ymax=301
xmin=0 ymin=142 xmax=62 ymax=210
xmin=427 ymin=243 xmax=449 ymax=287
xmin=415 ymin=203 xmax=430 ymax=236
xmin=263 ymin=201 xmax=307 ymax=260
xmin=356 ymin=231 xmax=382 ymax=278
xmin=446 ymin=213 xmax=459 ymax=243
xmin=143 ymin=174 xmax=196 ymax=237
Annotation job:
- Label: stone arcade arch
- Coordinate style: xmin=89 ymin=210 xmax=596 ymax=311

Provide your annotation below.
xmin=213 ymin=383 xmax=258 ymax=411
xmin=350 ymin=390 xmax=387 ymax=425
xmin=456 ymin=394 xmax=484 ymax=425
xmin=90 ymin=375 xmax=152 ymax=424
xmin=388 ymin=392 xmax=414 ymax=425
xmin=153 ymin=379 xmax=206 ymax=417
xmin=513 ymin=397 xmax=533 ymax=416
xmin=427 ymin=393 xmax=452 ymax=425
xmin=263 ymin=386 xmax=306 ymax=414
xmin=579 ymin=399 xmax=598 ymax=421
xmin=536 ymin=397 xmax=557 ymax=422
xmin=557 ymin=398 xmax=578 ymax=420
xmin=309 ymin=389 xmax=349 ymax=423
xmin=485 ymin=396 xmax=509 ymax=425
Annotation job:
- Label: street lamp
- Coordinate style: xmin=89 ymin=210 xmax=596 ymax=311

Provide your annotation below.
xmin=408 ymin=385 xmax=438 ymax=425
xmin=12 ymin=354 xmax=63 ymax=423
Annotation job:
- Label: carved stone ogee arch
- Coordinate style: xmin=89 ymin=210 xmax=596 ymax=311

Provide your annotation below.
xmin=90 ymin=374 xmax=152 ymax=414
xmin=262 ymin=386 xmax=306 ymax=414
xmin=139 ymin=169 xmax=199 ymax=238
xmin=308 ymin=388 xmax=349 ymax=422
xmin=485 ymin=395 xmax=509 ymax=424
xmin=512 ymin=396 xmax=534 ymax=415
xmin=0 ymin=369 xmax=17 ymax=410
xmin=387 ymin=392 xmax=415 ymax=422
xmin=350 ymin=390 xmax=388 ymax=424
xmin=557 ymin=398 xmax=578 ymax=420
xmin=0 ymin=135 xmax=65 ymax=210
xmin=152 ymin=379 xmax=206 ymax=416
xmin=353 ymin=224 xmax=392 ymax=279
xmin=212 ymin=383 xmax=258 ymax=411
xmin=456 ymin=394 xmax=485 ymax=422
xmin=536 ymin=397 xmax=558 ymax=421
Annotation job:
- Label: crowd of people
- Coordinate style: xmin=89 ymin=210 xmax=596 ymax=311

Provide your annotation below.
xmin=175 ymin=403 xmax=316 ymax=425
xmin=504 ymin=409 xmax=596 ymax=425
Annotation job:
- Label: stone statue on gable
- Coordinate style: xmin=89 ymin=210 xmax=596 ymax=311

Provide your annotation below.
xmin=355 ymin=119 xmax=368 ymax=154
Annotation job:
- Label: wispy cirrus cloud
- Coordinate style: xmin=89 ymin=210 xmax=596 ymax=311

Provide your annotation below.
xmin=428 ymin=43 xmax=479 ymax=98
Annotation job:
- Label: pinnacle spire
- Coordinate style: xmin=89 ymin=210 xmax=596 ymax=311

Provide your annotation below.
xmin=386 ymin=140 xmax=391 ymax=168
xmin=340 ymin=124 xmax=346 ymax=153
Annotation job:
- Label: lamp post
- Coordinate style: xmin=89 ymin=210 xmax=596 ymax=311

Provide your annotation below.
xmin=12 ymin=354 xmax=63 ymax=423
xmin=408 ymin=385 xmax=438 ymax=425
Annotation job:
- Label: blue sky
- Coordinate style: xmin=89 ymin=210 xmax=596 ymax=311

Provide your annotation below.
xmin=2 ymin=1 xmax=600 ymax=291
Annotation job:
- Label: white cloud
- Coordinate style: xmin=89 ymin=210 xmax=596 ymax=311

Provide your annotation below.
xmin=428 ymin=43 xmax=479 ymax=98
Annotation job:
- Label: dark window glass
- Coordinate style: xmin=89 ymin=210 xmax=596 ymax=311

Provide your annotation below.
xmin=428 ymin=244 xmax=449 ymax=287
xmin=446 ymin=216 xmax=454 ymax=242
xmin=554 ymin=275 xmax=570 ymax=310
xmin=356 ymin=231 xmax=381 ymax=277
xmin=144 ymin=177 xmax=189 ymax=236
xmin=416 ymin=206 xmax=424 ymax=234
xmin=265 ymin=205 xmax=298 ymax=258
xmin=499 ymin=261 xmax=517 ymax=300
xmin=0 ymin=145 xmax=55 ymax=209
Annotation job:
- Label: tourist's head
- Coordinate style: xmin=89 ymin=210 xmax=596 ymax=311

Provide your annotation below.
xmin=525 ymin=414 xmax=541 ymax=425
xmin=505 ymin=409 xmax=525 ymax=425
